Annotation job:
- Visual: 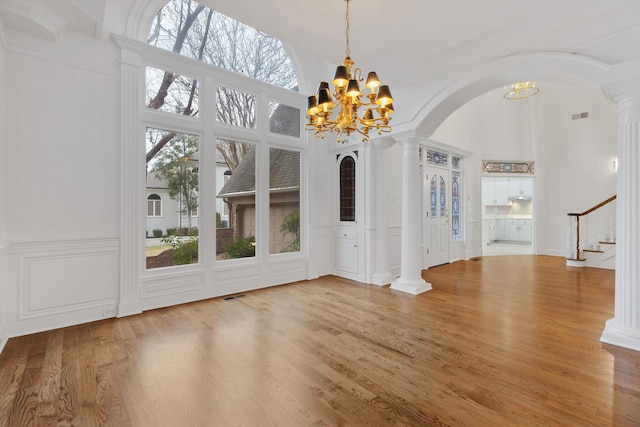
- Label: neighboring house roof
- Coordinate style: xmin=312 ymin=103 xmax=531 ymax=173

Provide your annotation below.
xmin=218 ymin=145 xmax=300 ymax=198
xmin=146 ymin=170 xmax=169 ymax=190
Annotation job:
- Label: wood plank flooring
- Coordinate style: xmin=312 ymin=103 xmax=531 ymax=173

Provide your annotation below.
xmin=1 ymin=255 xmax=639 ymax=426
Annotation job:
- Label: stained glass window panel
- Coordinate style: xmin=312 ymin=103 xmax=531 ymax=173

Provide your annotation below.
xmin=340 ymin=157 xmax=356 ymax=222
xmin=439 ymin=176 xmax=446 ymax=218
xmin=452 ymin=171 xmax=461 ymax=241
xmin=430 ymin=176 xmax=437 ymax=218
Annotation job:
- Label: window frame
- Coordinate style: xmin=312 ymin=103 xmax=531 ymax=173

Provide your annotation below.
xmin=132 ymin=30 xmax=306 ymax=275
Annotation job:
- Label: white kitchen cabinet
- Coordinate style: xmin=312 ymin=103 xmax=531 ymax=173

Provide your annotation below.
xmin=521 ymin=178 xmax=534 ymax=198
xmin=508 ymin=178 xmax=522 ymax=198
xmin=518 ymin=220 xmax=532 ymax=241
xmin=494 ymin=219 xmax=505 ymax=240
xmin=503 ymin=219 xmax=531 ymax=242
xmin=508 ymin=177 xmax=534 ymax=199
xmin=482 ymin=177 xmax=510 ymax=206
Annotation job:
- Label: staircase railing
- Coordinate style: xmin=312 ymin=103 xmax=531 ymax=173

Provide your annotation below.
xmin=567 ymin=195 xmax=616 ymax=261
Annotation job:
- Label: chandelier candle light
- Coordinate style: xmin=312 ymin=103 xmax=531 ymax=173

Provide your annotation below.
xmin=305 ymin=0 xmax=394 ymax=142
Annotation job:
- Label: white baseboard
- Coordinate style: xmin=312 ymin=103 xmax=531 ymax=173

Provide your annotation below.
xmin=0 ymin=335 xmax=7 ymax=355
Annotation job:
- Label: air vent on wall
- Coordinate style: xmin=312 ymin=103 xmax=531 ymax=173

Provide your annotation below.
xmin=572 ymin=112 xmax=589 ymax=120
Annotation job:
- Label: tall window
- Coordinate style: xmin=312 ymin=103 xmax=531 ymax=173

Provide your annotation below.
xmin=143 ymin=0 xmax=301 ymax=269
xmin=340 ymin=156 xmax=356 ymax=222
xmin=270 ymin=148 xmax=300 ymax=254
xmin=146 ymin=128 xmax=200 ymax=268
xmin=216 ymin=140 xmax=256 ymax=261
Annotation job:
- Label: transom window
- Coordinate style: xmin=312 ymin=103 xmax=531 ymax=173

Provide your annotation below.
xmin=148 ymin=0 xmax=297 ymax=90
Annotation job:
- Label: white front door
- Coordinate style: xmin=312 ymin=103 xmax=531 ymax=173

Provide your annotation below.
xmin=424 ymin=166 xmax=450 ymax=268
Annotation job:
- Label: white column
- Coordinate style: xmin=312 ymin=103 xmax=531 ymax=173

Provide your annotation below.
xmin=391 ymin=137 xmax=432 ymax=295
xmin=601 ymin=86 xmax=640 ymax=351
xmin=370 ymin=138 xmax=394 ymax=285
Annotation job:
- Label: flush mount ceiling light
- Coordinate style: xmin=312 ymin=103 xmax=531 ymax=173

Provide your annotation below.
xmin=503 ymin=81 xmax=540 ymax=100
xmin=305 ymin=0 xmax=394 ymax=142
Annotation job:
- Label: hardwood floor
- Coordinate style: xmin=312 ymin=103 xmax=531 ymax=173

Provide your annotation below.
xmin=1 ymin=255 xmax=639 ymax=426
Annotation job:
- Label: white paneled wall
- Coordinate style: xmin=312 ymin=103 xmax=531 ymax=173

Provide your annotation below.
xmin=7 ymin=238 xmax=119 ymax=336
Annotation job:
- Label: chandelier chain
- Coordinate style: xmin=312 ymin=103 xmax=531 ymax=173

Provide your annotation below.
xmin=345 ymin=0 xmax=351 ymax=58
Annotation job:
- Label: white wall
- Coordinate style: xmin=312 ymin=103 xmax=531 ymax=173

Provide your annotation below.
xmin=432 ymin=81 xmax=618 ymax=256
xmin=0 ymin=17 xmax=8 ymax=352
xmin=3 ymin=30 xmax=120 ymax=335
xmin=4 ymin=33 xmax=119 ymax=241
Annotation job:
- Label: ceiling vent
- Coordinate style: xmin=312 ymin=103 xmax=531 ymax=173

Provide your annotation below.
xmin=572 ymin=112 xmax=589 ymax=120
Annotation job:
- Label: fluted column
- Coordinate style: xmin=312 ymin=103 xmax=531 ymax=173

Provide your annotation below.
xmin=601 ymin=85 xmax=640 ymax=351
xmin=114 ymin=37 xmax=144 ymax=317
xmin=390 ymin=137 xmax=432 ymax=295
xmin=370 ymin=138 xmax=394 ymax=285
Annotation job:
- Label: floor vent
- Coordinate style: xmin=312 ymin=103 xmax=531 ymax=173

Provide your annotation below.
xmin=223 ymin=294 xmax=246 ymax=301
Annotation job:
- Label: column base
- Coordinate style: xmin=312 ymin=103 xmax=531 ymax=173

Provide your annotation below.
xmin=600 ymin=318 xmax=640 ymax=352
xmin=390 ymin=277 xmax=432 ymax=295
xmin=117 ymin=300 xmax=143 ymax=318
xmin=371 ymin=272 xmax=394 ymax=286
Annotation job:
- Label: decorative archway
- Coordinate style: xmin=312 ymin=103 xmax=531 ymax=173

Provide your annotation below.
xmin=393 ymin=52 xmax=640 ymax=351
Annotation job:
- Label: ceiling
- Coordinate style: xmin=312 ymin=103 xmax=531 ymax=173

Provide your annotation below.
xmin=2 ymin=0 xmax=639 ymax=128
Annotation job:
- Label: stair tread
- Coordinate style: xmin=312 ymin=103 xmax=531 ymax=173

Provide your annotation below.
xmin=583 ymin=249 xmax=604 ymax=253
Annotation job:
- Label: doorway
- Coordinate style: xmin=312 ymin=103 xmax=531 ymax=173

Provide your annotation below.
xmin=481 ymin=176 xmax=534 ymax=256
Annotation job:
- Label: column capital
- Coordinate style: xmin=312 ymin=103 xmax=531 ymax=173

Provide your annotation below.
xmin=392 ymin=130 xmax=431 ymax=145
xmin=605 ymin=87 xmax=640 ymax=124
xmin=371 ymin=136 xmax=394 ymax=151
xmin=602 ymin=71 xmax=640 ymax=123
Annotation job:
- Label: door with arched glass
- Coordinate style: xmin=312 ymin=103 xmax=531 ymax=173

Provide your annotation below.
xmin=335 ymin=152 xmax=363 ymax=279
xmin=424 ymin=163 xmax=450 ymax=268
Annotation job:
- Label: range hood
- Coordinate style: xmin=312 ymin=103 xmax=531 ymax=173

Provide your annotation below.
xmin=509 ymin=194 xmax=532 ymax=201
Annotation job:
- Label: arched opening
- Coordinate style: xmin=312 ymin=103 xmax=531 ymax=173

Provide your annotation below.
xmin=392 ymin=52 xmax=640 ymax=350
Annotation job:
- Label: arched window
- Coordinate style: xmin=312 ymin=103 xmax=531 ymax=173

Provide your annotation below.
xmin=140 ymin=0 xmax=303 ymax=269
xmin=147 ymin=194 xmax=162 ymax=217
xmin=148 ymin=0 xmax=297 ymax=90
xmin=339 ymin=156 xmax=356 ymax=222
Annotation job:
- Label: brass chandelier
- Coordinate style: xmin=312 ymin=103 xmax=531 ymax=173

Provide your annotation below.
xmin=305 ymin=0 xmax=394 ymax=142
xmin=503 ymin=81 xmax=539 ymax=100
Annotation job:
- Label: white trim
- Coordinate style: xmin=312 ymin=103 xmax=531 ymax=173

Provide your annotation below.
xmin=115 ymin=26 xmax=310 ymax=318
xmin=601 ymin=319 xmax=640 ymax=352
xmin=0 ymin=242 xmax=8 ymax=354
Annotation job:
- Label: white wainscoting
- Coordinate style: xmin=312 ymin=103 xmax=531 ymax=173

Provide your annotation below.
xmin=315 ymin=226 xmax=333 ymax=277
xmin=388 ymin=226 xmax=402 ymax=276
xmin=0 ymin=243 xmax=8 ymax=354
xmin=8 ymin=237 xmax=119 ymax=337
xmin=462 ymin=219 xmax=481 ymax=260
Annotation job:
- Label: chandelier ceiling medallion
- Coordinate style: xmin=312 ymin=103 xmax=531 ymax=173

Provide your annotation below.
xmin=503 ymin=81 xmax=540 ymax=100
xmin=305 ymin=0 xmax=394 ymax=142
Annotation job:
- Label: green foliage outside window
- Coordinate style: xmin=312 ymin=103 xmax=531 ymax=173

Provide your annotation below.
xmin=161 ymin=235 xmax=199 ymax=265
xmin=280 ymin=208 xmax=300 ymax=253
xmin=224 ymin=236 xmax=255 ymax=259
